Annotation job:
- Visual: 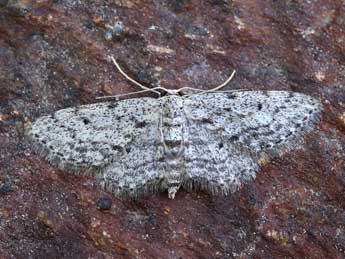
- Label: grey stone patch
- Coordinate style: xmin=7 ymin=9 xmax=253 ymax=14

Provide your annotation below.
xmin=0 ymin=179 xmax=13 ymax=195
xmin=27 ymin=91 xmax=322 ymax=199
xmin=96 ymin=197 xmax=112 ymax=211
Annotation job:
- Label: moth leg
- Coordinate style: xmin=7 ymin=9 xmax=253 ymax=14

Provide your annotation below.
xmin=96 ymin=86 xmax=162 ymax=100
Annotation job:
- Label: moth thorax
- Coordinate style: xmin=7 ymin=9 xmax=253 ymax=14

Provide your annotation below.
xmin=164 ymin=148 xmax=183 ymax=160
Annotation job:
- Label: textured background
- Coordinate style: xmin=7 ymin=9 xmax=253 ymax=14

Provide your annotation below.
xmin=0 ymin=0 xmax=345 ymax=258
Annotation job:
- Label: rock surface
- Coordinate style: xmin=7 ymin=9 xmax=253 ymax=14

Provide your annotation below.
xmin=0 ymin=0 xmax=344 ymax=258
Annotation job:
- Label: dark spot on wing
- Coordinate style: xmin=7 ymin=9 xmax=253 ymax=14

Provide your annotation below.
xmin=126 ymin=147 xmax=131 ymax=153
xmin=75 ymin=146 xmax=88 ymax=153
xmin=275 ymin=124 xmax=283 ymax=131
xmin=107 ymin=102 xmax=118 ymax=109
xmin=286 ymin=132 xmax=293 ymax=138
xmin=112 ymin=145 xmax=122 ymax=152
xmin=276 ymin=138 xmax=284 ymax=144
xmin=226 ymin=94 xmax=236 ymax=99
xmin=135 ymin=121 xmax=147 ymax=128
xmin=82 ymin=117 xmax=90 ymax=125
xmin=67 ymin=143 xmax=75 ymax=149
xmin=218 ymin=142 xmax=224 ymax=149
xmin=230 ymin=135 xmax=239 ymax=141
xmin=201 ymin=118 xmax=213 ymax=124
xmin=257 ymin=103 xmax=263 ymax=111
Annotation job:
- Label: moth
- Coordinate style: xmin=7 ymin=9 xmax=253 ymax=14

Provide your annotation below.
xmin=28 ymin=57 xmax=322 ymax=199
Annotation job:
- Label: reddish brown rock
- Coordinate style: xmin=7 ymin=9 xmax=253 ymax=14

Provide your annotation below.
xmin=0 ymin=0 xmax=344 ymax=258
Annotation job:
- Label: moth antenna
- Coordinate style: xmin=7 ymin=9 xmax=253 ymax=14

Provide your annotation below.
xmin=96 ymin=56 xmax=165 ymax=98
xmin=204 ymin=70 xmax=236 ymax=92
xmin=111 ymin=56 xmax=151 ymax=91
xmin=177 ymin=70 xmax=236 ymax=95
xmin=111 ymin=56 xmax=186 ymax=96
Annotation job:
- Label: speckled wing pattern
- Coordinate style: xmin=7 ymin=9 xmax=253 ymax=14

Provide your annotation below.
xmin=182 ymin=91 xmax=322 ymax=195
xmin=28 ymin=98 xmax=162 ymax=172
xmin=28 ymin=91 xmax=322 ymax=198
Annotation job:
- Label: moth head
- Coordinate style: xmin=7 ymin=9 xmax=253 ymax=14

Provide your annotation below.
xmin=165 ymin=89 xmax=180 ymax=95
